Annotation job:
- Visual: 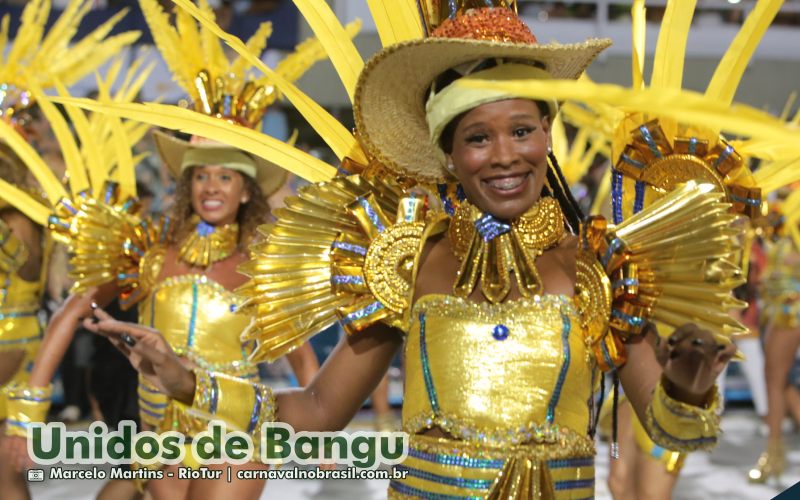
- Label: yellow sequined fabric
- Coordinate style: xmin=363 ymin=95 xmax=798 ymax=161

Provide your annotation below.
xmin=177 ymin=215 xmax=240 ymax=269
xmin=137 ymin=272 xmax=257 ymax=436
xmin=760 ymin=239 xmax=800 ymax=329
xmin=394 ymin=288 xmax=601 ymax=499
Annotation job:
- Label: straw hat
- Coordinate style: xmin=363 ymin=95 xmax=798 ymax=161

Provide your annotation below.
xmin=153 ymin=130 xmax=287 ymax=196
xmin=353 ymin=6 xmax=611 ymax=182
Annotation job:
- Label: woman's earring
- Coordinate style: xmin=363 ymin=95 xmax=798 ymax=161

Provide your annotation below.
xmin=446 ymin=160 xmax=455 ymax=173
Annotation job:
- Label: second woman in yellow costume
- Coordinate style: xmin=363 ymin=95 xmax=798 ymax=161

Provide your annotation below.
xmin=86 ymin=4 xmax=743 ymax=499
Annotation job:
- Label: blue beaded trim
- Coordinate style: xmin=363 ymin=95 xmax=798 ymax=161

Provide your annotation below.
xmin=546 ymin=312 xmax=572 ymax=424
xmin=395 ymin=465 xmax=493 ymax=490
xmin=548 ymin=457 xmax=594 ymax=468
xmin=139 ymin=406 xmax=165 ymax=420
xmin=340 ymin=301 xmax=384 ymax=326
xmin=554 ymin=478 xmax=595 ymax=491
xmin=611 ymin=309 xmax=645 ymax=328
xmin=474 ymin=214 xmax=511 ymax=242
xmin=648 ymin=414 xmax=717 ymax=447
xmin=730 ymin=193 xmax=762 ymax=207
xmin=407 ymin=448 xmax=505 ymax=469
xmin=0 ymin=333 xmax=41 ymax=345
xmin=357 ymin=197 xmax=385 ymax=232
xmin=59 ymin=198 xmax=78 ymax=215
xmin=331 ymin=275 xmax=365 ymax=286
xmin=639 ymin=125 xmax=663 ymax=158
xmin=104 ymin=184 xmax=115 ymax=205
xmin=48 ymin=216 xmax=70 ymax=231
xmin=713 ymin=145 xmax=734 ymax=169
xmin=138 ymin=383 xmax=161 ymax=394
xmin=620 ymin=153 xmax=645 ymax=170
xmin=6 ymin=419 xmax=30 ymax=430
xmin=601 ymin=238 xmax=624 ymax=268
xmin=8 ymin=394 xmax=52 ymax=403
xmin=633 ymin=180 xmax=646 ymax=214
xmin=688 ymin=137 xmax=698 ymax=155
xmin=0 ymin=310 xmax=37 ymax=320
xmin=437 ymin=184 xmax=456 ymax=216
xmin=138 ymin=398 xmax=167 ymax=410
xmin=611 ymin=278 xmax=639 ymax=289
xmin=389 ymin=481 xmax=482 ymax=500
xmin=419 ymin=312 xmax=440 ymax=414
xmin=601 ymin=339 xmax=617 ymax=371
xmin=331 ymin=241 xmax=367 ymax=257
xmin=611 ymin=170 xmax=622 ymax=224
xmin=248 ymin=384 xmax=262 ymax=435
xmin=187 ymin=281 xmax=199 ymax=348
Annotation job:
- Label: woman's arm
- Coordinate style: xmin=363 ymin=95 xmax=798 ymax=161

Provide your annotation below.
xmin=284 ymin=342 xmax=321 ymax=387
xmin=85 ymin=310 xmax=403 ymax=432
xmin=26 ymin=283 xmax=118 ymax=388
xmin=618 ymin=323 xmax=736 ymax=451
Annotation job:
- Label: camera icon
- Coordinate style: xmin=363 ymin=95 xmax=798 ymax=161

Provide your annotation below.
xmin=27 ymin=469 xmax=45 ymax=482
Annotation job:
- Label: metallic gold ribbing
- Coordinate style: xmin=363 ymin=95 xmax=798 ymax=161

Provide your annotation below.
xmin=177 ymin=216 xmax=239 ymax=269
xmin=595 ymin=182 xmax=748 ymax=343
xmin=449 ymin=197 xmax=565 ymax=303
xmin=238 ymin=167 xmax=421 ymax=362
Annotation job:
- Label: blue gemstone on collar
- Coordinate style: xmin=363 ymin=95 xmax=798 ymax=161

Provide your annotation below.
xmin=492 ymin=324 xmax=510 ymax=341
xmin=196 ymin=220 xmax=215 ymax=237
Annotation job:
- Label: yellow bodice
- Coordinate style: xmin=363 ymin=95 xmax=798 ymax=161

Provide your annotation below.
xmin=139 ymin=274 xmax=256 ymax=375
xmin=0 ymin=234 xmax=48 ymax=350
xmin=404 ymin=294 xmax=595 ymax=441
xmin=393 ymin=294 xmax=597 ymax=499
xmin=137 ymin=273 xmax=257 ymax=435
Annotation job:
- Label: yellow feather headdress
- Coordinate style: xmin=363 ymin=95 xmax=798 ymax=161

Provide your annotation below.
xmin=0 ymin=0 xmax=139 ymax=128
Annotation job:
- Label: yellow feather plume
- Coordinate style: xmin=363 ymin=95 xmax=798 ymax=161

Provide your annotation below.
xmin=290 ymin=0 xmax=364 ymax=103
xmin=230 ymin=21 xmax=273 ymax=78
xmin=0 ymin=119 xmax=67 ymax=203
xmin=706 ymin=0 xmax=784 ymax=106
xmin=51 ymin=97 xmax=338 ymax=184
xmin=631 ymin=0 xmax=646 ymax=90
xmin=366 ymin=0 xmax=423 ymax=46
xmin=650 ymin=0 xmax=696 ymax=90
xmin=0 ymin=178 xmax=50 ymax=226
xmin=171 ymin=0 xmax=366 ymax=164
xmin=274 ymin=20 xmax=361 ymax=85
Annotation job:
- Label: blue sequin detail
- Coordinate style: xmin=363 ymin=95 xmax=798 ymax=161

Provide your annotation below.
xmin=331 ymin=241 xmax=367 ymax=256
xmin=492 ymin=324 xmax=509 ymax=341
xmin=139 ymin=407 xmax=164 ymax=420
xmin=730 ymin=193 xmax=762 ymax=207
xmin=633 ymin=180 xmax=646 ymax=214
xmin=602 ymin=238 xmax=624 ymax=268
xmin=612 ymin=278 xmax=639 ymax=289
xmin=229 ymin=303 xmax=237 ymax=313
xmin=104 ymin=184 xmax=115 ymax=204
xmin=248 ymin=385 xmax=262 ymax=434
xmin=0 ymin=311 xmax=37 ymax=320
xmin=0 ymin=334 xmax=41 ymax=345
xmin=395 ymin=465 xmax=493 ymax=489
xmin=546 ymin=312 xmax=571 ymax=424
xmin=620 ymin=154 xmax=645 ymax=169
xmin=8 ymin=394 xmax=51 ymax=403
xmin=340 ymin=301 xmax=384 ymax=325
xmin=60 ymin=199 xmax=78 ymax=215
xmin=438 ymin=184 xmax=455 ymax=216
xmin=196 ymin=220 xmax=215 ymax=237
xmin=48 ymin=216 xmax=70 ymax=231
xmin=390 ymin=481 xmax=482 ymax=500
xmin=419 ymin=312 xmax=440 ymax=414
xmin=332 ymin=275 xmax=365 ymax=286
xmin=407 ymin=449 xmax=505 ymax=469
xmin=357 ymin=197 xmax=385 ymax=232
xmin=639 ymin=125 xmax=663 ymax=158
xmin=554 ymin=479 xmax=595 ymax=491
xmin=713 ymin=145 xmax=734 ymax=168
xmin=474 ymin=214 xmax=511 ymax=242
xmin=612 ymin=308 xmax=645 ymax=328
xmin=187 ymin=281 xmax=199 ymax=347
xmin=139 ymin=399 xmax=167 ymax=410
xmin=611 ymin=171 xmax=624 ymax=225
xmin=548 ymin=457 xmax=594 ymax=468
xmin=688 ymin=137 xmax=698 ymax=155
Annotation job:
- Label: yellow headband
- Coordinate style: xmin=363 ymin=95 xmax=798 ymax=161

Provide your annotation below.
xmin=426 ymin=63 xmax=557 ymax=151
xmin=181 ymin=147 xmax=257 ymax=178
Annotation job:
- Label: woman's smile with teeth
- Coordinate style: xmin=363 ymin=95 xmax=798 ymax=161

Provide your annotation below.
xmin=484 ymin=173 xmax=529 ymax=190
xmin=202 ymin=199 xmax=223 ymax=209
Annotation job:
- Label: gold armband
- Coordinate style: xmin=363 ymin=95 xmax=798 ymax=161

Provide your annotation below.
xmin=645 ymin=380 xmax=720 ymax=452
xmin=190 ymin=370 xmax=276 ymax=436
xmin=4 ymin=384 xmax=53 ymax=438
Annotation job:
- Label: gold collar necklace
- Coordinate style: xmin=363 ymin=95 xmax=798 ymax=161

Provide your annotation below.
xmin=448 ymin=196 xmax=565 ymax=303
xmin=178 ymin=215 xmax=240 ymax=268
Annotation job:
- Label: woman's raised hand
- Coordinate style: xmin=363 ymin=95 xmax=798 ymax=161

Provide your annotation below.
xmin=654 ymin=322 xmax=737 ymax=405
xmin=83 ymin=308 xmax=196 ymax=404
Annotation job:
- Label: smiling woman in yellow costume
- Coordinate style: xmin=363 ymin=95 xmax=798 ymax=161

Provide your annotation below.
xmin=0 ymin=2 xmax=352 ymax=498
xmin=67 ymin=1 xmax=800 ymax=499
